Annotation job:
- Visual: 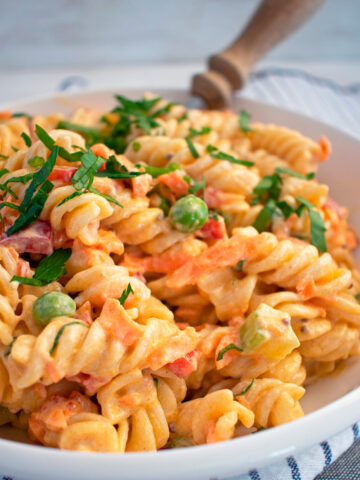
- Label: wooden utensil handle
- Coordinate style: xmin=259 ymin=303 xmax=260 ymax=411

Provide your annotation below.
xmin=191 ymin=0 xmax=324 ymax=108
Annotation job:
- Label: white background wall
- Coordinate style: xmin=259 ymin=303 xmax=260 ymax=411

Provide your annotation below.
xmin=1 ymin=0 xmax=359 ymax=69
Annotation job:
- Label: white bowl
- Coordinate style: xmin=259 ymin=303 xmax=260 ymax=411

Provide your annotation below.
xmin=0 ymin=89 xmax=359 ymax=480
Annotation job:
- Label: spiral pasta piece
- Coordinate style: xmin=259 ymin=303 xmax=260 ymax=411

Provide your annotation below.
xmin=248 ymin=123 xmax=326 ymax=174
xmin=98 ymin=368 xmax=186 ymax=451
xmin=210 ymin=378 xmax=304 ymax=428
xmin=173 ymin=389 xmax=254 ymax=444
xmin=125 ymin=136 xmax=259 ymax=198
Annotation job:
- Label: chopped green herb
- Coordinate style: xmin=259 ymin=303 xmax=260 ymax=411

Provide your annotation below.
xmin=132 ymin=141 xmax=141 ymax=152
xmin=233 ymin=259 xmax=246 ymax=272
xmin=0 ymin=202 xmax=20 ymax=229
xmin=11 ymin=248 xmax=71 ymax=286
xmin=234 ymin=379 xmax=254 ymax=397
xmin=253 ymin=199 xmax=279 ymax=232
xmin=216 ymin=343 xmax=243 ymax=361
xmin=96 ymin=155 xmax=144 ymax=179
xmin=257 ymin=426 xmax=267 ymax=431
xmin=4 ymin=336 xmax=17 ymax=357
xmin=206 ymin=145 xmax=254 ymax=167
xmin=185 ymin=137 xmax=199 ymax=159
xmin=139 ymin=163 xmax=181 ymax=178
xmin=356 ymin=293 xmax=360 ymax=303
xmin=118 ymin=283 xmax=134 ymax=305
xmin=88 ymin=186 xmax=123 ymax=208
xmin=156 ymin=193 xmax=171 ymax=216
xmin=49 ymin=322 xmax=89 ymax=355
xmin=71 ymin=150 xmax=103 ymax=191
xmin=151 ymin=102 xmax=177 ymax=118
xmin=21 ymin=132 xmax=32 ymax=147
xmin=0 ymin=154 xmax=8 ymax=160
xmin=188 ymin=175 xmax=206 ymax=197
xmin=177 ymin=112 xmax=188 ymax=123
xmin=275 ymin=167 xmax=315 ymax=180
xmin=56 ymin=121 xmax=102 ymax=146
xmin=35 ymin=125 xmax=74 ymax=162
xmin=12 ymin=112 xmax=32 ymax=120
xmin=187 ymin=126 xmax=211 ymax=138
xmin=239 ymin=110 xmax=253 ymax=133
xmin=11 ymin=146 xmax=19 ymax=153
xmin=154 ymin=378 xmax=159 ymax=388
xmin=28 ymin=156 xmax=45 ymax=168
xmin=7 ymin=179 xmax=54 ymax=236
xmin=295 ymin=196 xmax=327 ymax=252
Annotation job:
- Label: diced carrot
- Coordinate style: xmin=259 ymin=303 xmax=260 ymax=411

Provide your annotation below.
xmin=45 ymin=361 xmax=63 ymax=383
xmin=146 ymin=327 xmax=198 ymax=371
xmin=346 ymin=230 xmax=358 ymax=250
xmin=132 ymin=173 xmax=152 ymax=197
xmin=157 ymin=171 xmax=189 ymax=198
xmin=0 ymin=111 xmax=12 ymax=120
xmin=98 ymin=298 xmax=142 ymax=345
xmin=75 ymin=301 xmax=93 ymax=326
xmin=297 ymin=277 xmax=316 ymax=300
xmin=198 ymin=217 xmax=227 ymax=240
xmin=167 ymin=349 xmax=200 ymax=378
xmin=166 ymin=235 xmax=263 ymax=289
xmin=318 ymin=136 xmax=331 ymax=161
xmin=90 ymin=143 xmax=108 ymax=159
xmin=48 ymin=166 xmax=77 ymax=183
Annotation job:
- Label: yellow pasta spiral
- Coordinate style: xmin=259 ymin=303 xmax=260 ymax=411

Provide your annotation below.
xmin=125 ymin=136 xmax=259 ymax=198
xmin=98 ymin=368 xmax=186 ymax=451
xmin=173 ymin=389 xmax=254 ymax=444
xmin=210 ymin=378 xmax=304 ymax=428
xmin=248 ymin=123 xmax=325 ymax=174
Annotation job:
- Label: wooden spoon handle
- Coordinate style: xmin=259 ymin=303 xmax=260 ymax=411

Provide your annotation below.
xmin=191 ymin=0 xmax=324 ymax=109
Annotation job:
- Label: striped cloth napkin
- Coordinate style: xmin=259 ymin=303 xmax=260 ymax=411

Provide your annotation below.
xmin=2 ymin=67 xmax=360 ymax=480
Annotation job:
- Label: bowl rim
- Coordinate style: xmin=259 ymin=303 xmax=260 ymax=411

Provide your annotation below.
xmin=0 ymin=87 xmax=359 ymax=480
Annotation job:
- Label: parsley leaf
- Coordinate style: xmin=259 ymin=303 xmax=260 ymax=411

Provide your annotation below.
xmin=11 ymin=248 xmax=71 ymax=286
xmin=71 ymin=150 xmax=103 ymax=191
xmin=4 ymin=336 xmax=17 ymax=357
xmin=356 ymin=293 xmax=360 ymax=303
xmin=253 ymin=199 xmax=279 ymax=232
xmin=118 ymin=283 xmax=134 ymax=305
xmin=206 ymin=145 xmax=254 ymax=167
xmin=177 ymin=112 xmax=188 ymax=123
xmin=88 ymin=187 xmax=123 ymax=208
xmin=140 ymin=163 xmax=181 ymax=178
xmin=217 ymin=343 xmax=243 ymax=361
xmin=0 ymin=202 xmax=20 ymax=229
xmin=56 ymin=121 xmax=102 ymax=146
xmin=295 ymin=196 xmax=327 ymax=252
xmin=49 ymin=322 xmax=89 ymax=355
xmin=0 ymin=154 xmax=8 ymax=160
xmin=239 ymin=110 xmax=253 ymax=133
xmin=188 ymin=175 xmax=206 ymax=197
xmin=96 ymin=155 xmax=144 ymax=179
xmin=12 ymin=112 xmax=32 ymax=120
xmin=188 ymin=126 xmax=211 ymax=138
xmin=21 ymin=146 xmax=58 ymax=211
xmin=275 ymin=167 xmax=315 ymax=180
xmin=233 ymin=259 xmax=246 ymax=272
xmin=35 ymin=125 xmax=74 ymax=162
xmin=56 ymin=191 xmax=83 ymax=207
xmin=7 ymin=180 xmax=54 ymax=236
xmin=185 ymin=137 xmax=199 ymax=159
xmin=234 ymin=379 xmax=255 ymax=397
xmin=21 ymin=132 xmax=32 ymax=147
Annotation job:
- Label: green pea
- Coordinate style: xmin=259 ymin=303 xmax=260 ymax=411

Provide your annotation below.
xmin=33 ymin=292 xmax=76 ymax=327
xmin=169 ymin=194 xmax=208 ymax=233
